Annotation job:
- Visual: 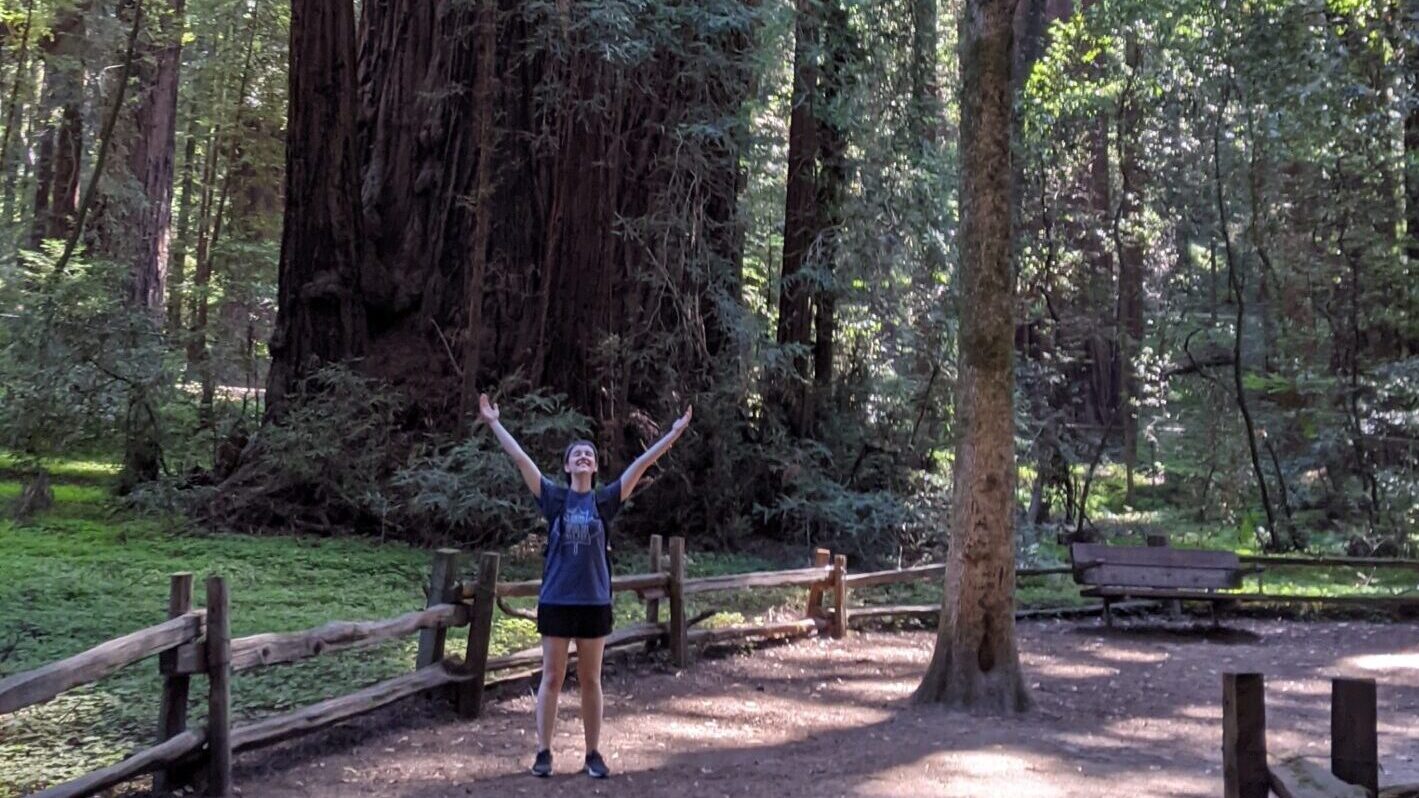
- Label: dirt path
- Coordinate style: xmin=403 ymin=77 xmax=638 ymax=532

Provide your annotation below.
xmin=226 ymin=619 xmax=1419 ymax=797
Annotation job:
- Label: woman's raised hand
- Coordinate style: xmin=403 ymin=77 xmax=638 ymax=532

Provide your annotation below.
xmin=672 ymin=405 xmax=693 ymax=433
xmin=478 ymin=393 xmax=500 ymax=425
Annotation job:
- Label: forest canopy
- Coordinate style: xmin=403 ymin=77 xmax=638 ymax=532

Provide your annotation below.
xmin=0 ymin=0 xmax=1414 ymax=561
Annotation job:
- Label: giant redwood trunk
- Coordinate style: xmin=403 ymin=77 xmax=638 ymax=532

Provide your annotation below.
xmin=262 ymin=0 xmax=754 ymax=468
xmin=264 ymin=0 xmax=366 ymax=415
xmin=914 ymin=0 xmax=1030 ymax=713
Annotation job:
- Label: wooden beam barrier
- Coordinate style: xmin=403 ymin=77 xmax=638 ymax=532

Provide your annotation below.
xmin=668 ymin=536 xmax=688 ymax=668
xmin=454 ymin=552 xmax=500 ymax=717
xmin=232 ymin=665 xmax=454 ymax=753
xmin=169 ymin=603 xmax=470 ymax=676
xmin=415 ymin=548 xmax=460 ymax=669
xmin=1222 ymin=672 xmax=1268 ymax=798
xmin=26 ymin=729 xmax=205 ymax=798
xmin=0 ymin=612 xmax=204 ymax=716
xmin=153 ymin=573 xmax=195 ymax=794
xmin=484 ymin=624 xmax=667 ymax=673
xmin=687 ymin=617 xmax=825 ymax=646
xmin=844 ymin=564 xmax=1072 ymax=589
xmin=205 ymin=575 xmax=233 ymax=798
xmin=487 ymin=571 xmax=669 ymax=600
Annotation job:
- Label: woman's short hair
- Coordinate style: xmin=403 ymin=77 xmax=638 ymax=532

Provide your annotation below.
xmin=563 ymin=439 xmax=598 ymax=484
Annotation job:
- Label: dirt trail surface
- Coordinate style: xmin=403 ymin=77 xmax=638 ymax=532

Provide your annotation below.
xmin=226 ymin=619 xmax=1419 ymax=797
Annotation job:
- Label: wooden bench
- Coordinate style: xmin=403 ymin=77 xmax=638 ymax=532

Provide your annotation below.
xmin=1069 ymin=542 xmax=1262 ymax=626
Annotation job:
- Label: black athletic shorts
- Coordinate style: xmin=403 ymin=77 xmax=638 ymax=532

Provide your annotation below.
xmin=536 ymin=602 xmax=614 ymax=639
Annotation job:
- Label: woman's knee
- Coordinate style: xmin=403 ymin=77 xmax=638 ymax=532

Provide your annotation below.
xmin=540 ymin=669 xmax=565 ymax=694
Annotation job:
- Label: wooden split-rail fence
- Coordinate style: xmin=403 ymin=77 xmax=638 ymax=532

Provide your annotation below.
xmin=3 ymin=538 xmax=1417 ymax=798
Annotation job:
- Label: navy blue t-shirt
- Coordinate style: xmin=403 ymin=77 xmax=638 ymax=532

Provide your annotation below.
xmin=537 ymin=476 xmax=623 ymax=606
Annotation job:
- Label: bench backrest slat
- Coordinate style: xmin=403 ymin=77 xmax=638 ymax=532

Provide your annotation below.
xmin=1070 ymin=543 xmax=1243 ymax=590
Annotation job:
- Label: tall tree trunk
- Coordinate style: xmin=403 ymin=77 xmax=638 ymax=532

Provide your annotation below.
xmin=264 ymin=0 xmax=367 ymax=416
xmin=30 ymin=5 xmax=84 ymax=247
xmin=191 ymin=2 xmax=259 ymax=414
xmin=915 ymin=0 xmax=1030 ymax=713
xmin=909 ymin=0 xmax=940 ymax=148
xmin=167 ymin=120 xmax=197 ymax=333
xmin=0 ymin=0 xmax=35 ymax=229
xmin=1212 ymin=93 xmax=1281 ymax=551
xmin=122 ymin=0 xmax=185 ymax=313
xmin=812 ymin=0 xmax=850 ymax=408
xmin=1115 ymin=36 xmax=1144 ymax=504
xmin=777 ymin=0 xmax=819 ymax=436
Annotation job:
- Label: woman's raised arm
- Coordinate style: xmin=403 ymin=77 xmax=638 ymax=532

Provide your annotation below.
xmin=479 ymin=394 xmax=544 ymax=497
xmin=617 ymin=406 xmax=692 ymax=501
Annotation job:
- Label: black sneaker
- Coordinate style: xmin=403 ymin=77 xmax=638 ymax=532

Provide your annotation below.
xmin=584 ymin=750 xmax=610 ymax=779
xmin=530 ymin=749 xmax=552 ymax=777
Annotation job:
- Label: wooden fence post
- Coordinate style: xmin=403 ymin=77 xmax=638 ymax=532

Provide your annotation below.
xmin=831 ymin=555 xmax=848 ymax=639
xmin=668 ymin=536 xmax=688 ymax=668
xmin=1331 ymin=678 xmax=1378 ymax=795
xmin=154 ymin=572 xmax=194 ymax=793
xmin=205 ymin=575 xmax=233 ymax=797
xmin=1222 ymin=673 xmax=1268 ymax=798
xmin=416 ymin=548 xmax=460 ymax=670
xmin=645 ymin=534 xmax=663 ymax=653
xmin=804 ymin=548 xmax=831 ymax=619
xmin=455 ymin=552 xmax=500 ymax=718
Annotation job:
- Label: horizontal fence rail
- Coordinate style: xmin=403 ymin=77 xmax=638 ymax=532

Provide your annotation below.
xmin=9 ymin=536 xmax=1418 ymax=798
xmin=0 ymin=612 xmax=205 ymax=715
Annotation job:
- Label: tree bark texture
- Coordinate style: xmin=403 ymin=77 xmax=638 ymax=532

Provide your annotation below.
xmin=265 ymin=0 xmax=367 ymax=415
xmin=776 ymin=0 xmax=819 ymax=436
xmin=266 ymin=0 xmax=755 ymax=454
xmin=914 ymin=0 xmax=1031 ymax=714
xmin=30 ymin=5 xmax=84 ymax=247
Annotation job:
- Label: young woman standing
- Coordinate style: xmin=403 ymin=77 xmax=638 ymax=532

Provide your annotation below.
xmin=478 ymin=394 xmax=692 ymax=779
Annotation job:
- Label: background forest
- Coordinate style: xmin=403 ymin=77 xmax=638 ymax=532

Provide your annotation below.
xmin=0 ymin=0 xmax=1415 ymax=562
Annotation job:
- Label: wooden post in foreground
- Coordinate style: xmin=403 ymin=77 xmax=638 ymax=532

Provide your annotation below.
xmin=645 ymin=534 xmax=663 ymax=653
xmin=205 ymin=575 xmax=233 ymax=797
xmin=1222 ymin=673 xmax=1268 ymax=798
xmin=668 ymin=536 xmax=688 ymax=668
xmin=154 ymin=572 xmax=194 ymax=793
xmin=416 ymin=548 xmax=460 ymax=669
xmin=804 ymin=548 xmax=831 ymax=618
xmin=831 ymin=554 xmax=848 ymax=639
xmin=1331 ymin=678 xmax=1378 ymax=795
xmin=455 ymin=552 xmax=500 ymax=717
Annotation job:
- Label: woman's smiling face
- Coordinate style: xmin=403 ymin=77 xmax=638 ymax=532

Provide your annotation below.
xmin=564 ymin=442 xmax=598 ymax=480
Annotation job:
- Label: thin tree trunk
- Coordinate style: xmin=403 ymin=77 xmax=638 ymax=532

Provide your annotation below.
xmin=55 ymin=2 xmax=144 ymax=276
xmin=167 ymin=121 xmax=197 ymax=333
xmin=191 ymin=3 xmax=259 ymax=412
xmin=812 ymin=0 xmax=850 ymax=407
xmin=0 ymin=0 xmax=35 ymax=229
xmin=1212 ymin=93 xmax=1281 ymax=551
xmin=914 ymin=0 xmax=1030 ymax=714
xmin=458 ymin=0 xmax=498 ymax=424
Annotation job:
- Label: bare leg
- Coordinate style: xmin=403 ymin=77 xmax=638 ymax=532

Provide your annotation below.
xmin=574 ymin=636 xmax=607 ymax=753
xmin=536 ymin=637 xmax=571 ymax=752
